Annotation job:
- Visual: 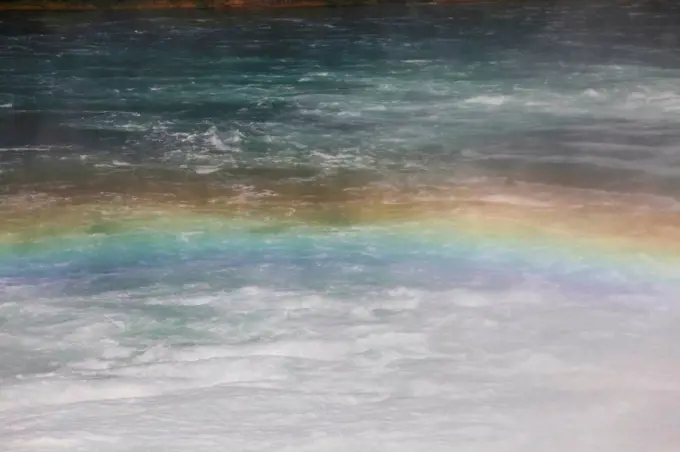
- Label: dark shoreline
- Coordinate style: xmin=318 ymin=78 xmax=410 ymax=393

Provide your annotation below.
xmin=0 ymin=0 xmax=497 ymax=12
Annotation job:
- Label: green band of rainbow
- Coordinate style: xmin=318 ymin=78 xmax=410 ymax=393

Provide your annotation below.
xmin=2 ymin=179 xmax=680 ymax=295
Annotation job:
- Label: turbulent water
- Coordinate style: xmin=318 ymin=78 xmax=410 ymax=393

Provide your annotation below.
xmin=2 ymin=2 xmax=680 ymax=451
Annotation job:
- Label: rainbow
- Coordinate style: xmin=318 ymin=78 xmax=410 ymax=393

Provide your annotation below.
xmin=2 ymin=174 xmax=680 ymax=295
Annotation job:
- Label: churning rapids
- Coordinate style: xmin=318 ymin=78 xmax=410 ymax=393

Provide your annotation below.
xmin=2 ymin=2 xmax=680 ymax=451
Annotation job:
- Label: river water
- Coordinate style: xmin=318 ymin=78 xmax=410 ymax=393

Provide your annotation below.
xmin=2 ymin=2 xmax=680 ymax=451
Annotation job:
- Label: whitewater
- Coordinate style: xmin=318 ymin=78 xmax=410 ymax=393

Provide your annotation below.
xmin=2 ymin=2 xmax=680 ymax=451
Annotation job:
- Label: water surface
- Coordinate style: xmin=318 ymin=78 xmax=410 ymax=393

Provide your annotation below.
xmin=2 ymin=3 xmax=680 ymax=451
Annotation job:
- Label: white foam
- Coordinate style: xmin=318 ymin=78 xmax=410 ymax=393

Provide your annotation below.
xmin=205 ymin=126 xmax=242 ymax=153
xmin=193 ymin=165 xmax=221 ymax=175
xmin=2 ymin=281 xmax=679 ymax=451
xmin=463 ymin=95 xmax=508 ymax=106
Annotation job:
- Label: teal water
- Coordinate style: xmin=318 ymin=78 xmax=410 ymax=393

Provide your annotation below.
xmin=3 ymin=3 xmax=680 ymax=190
xmin=2 ymin=3 xmax=680 ymax=451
